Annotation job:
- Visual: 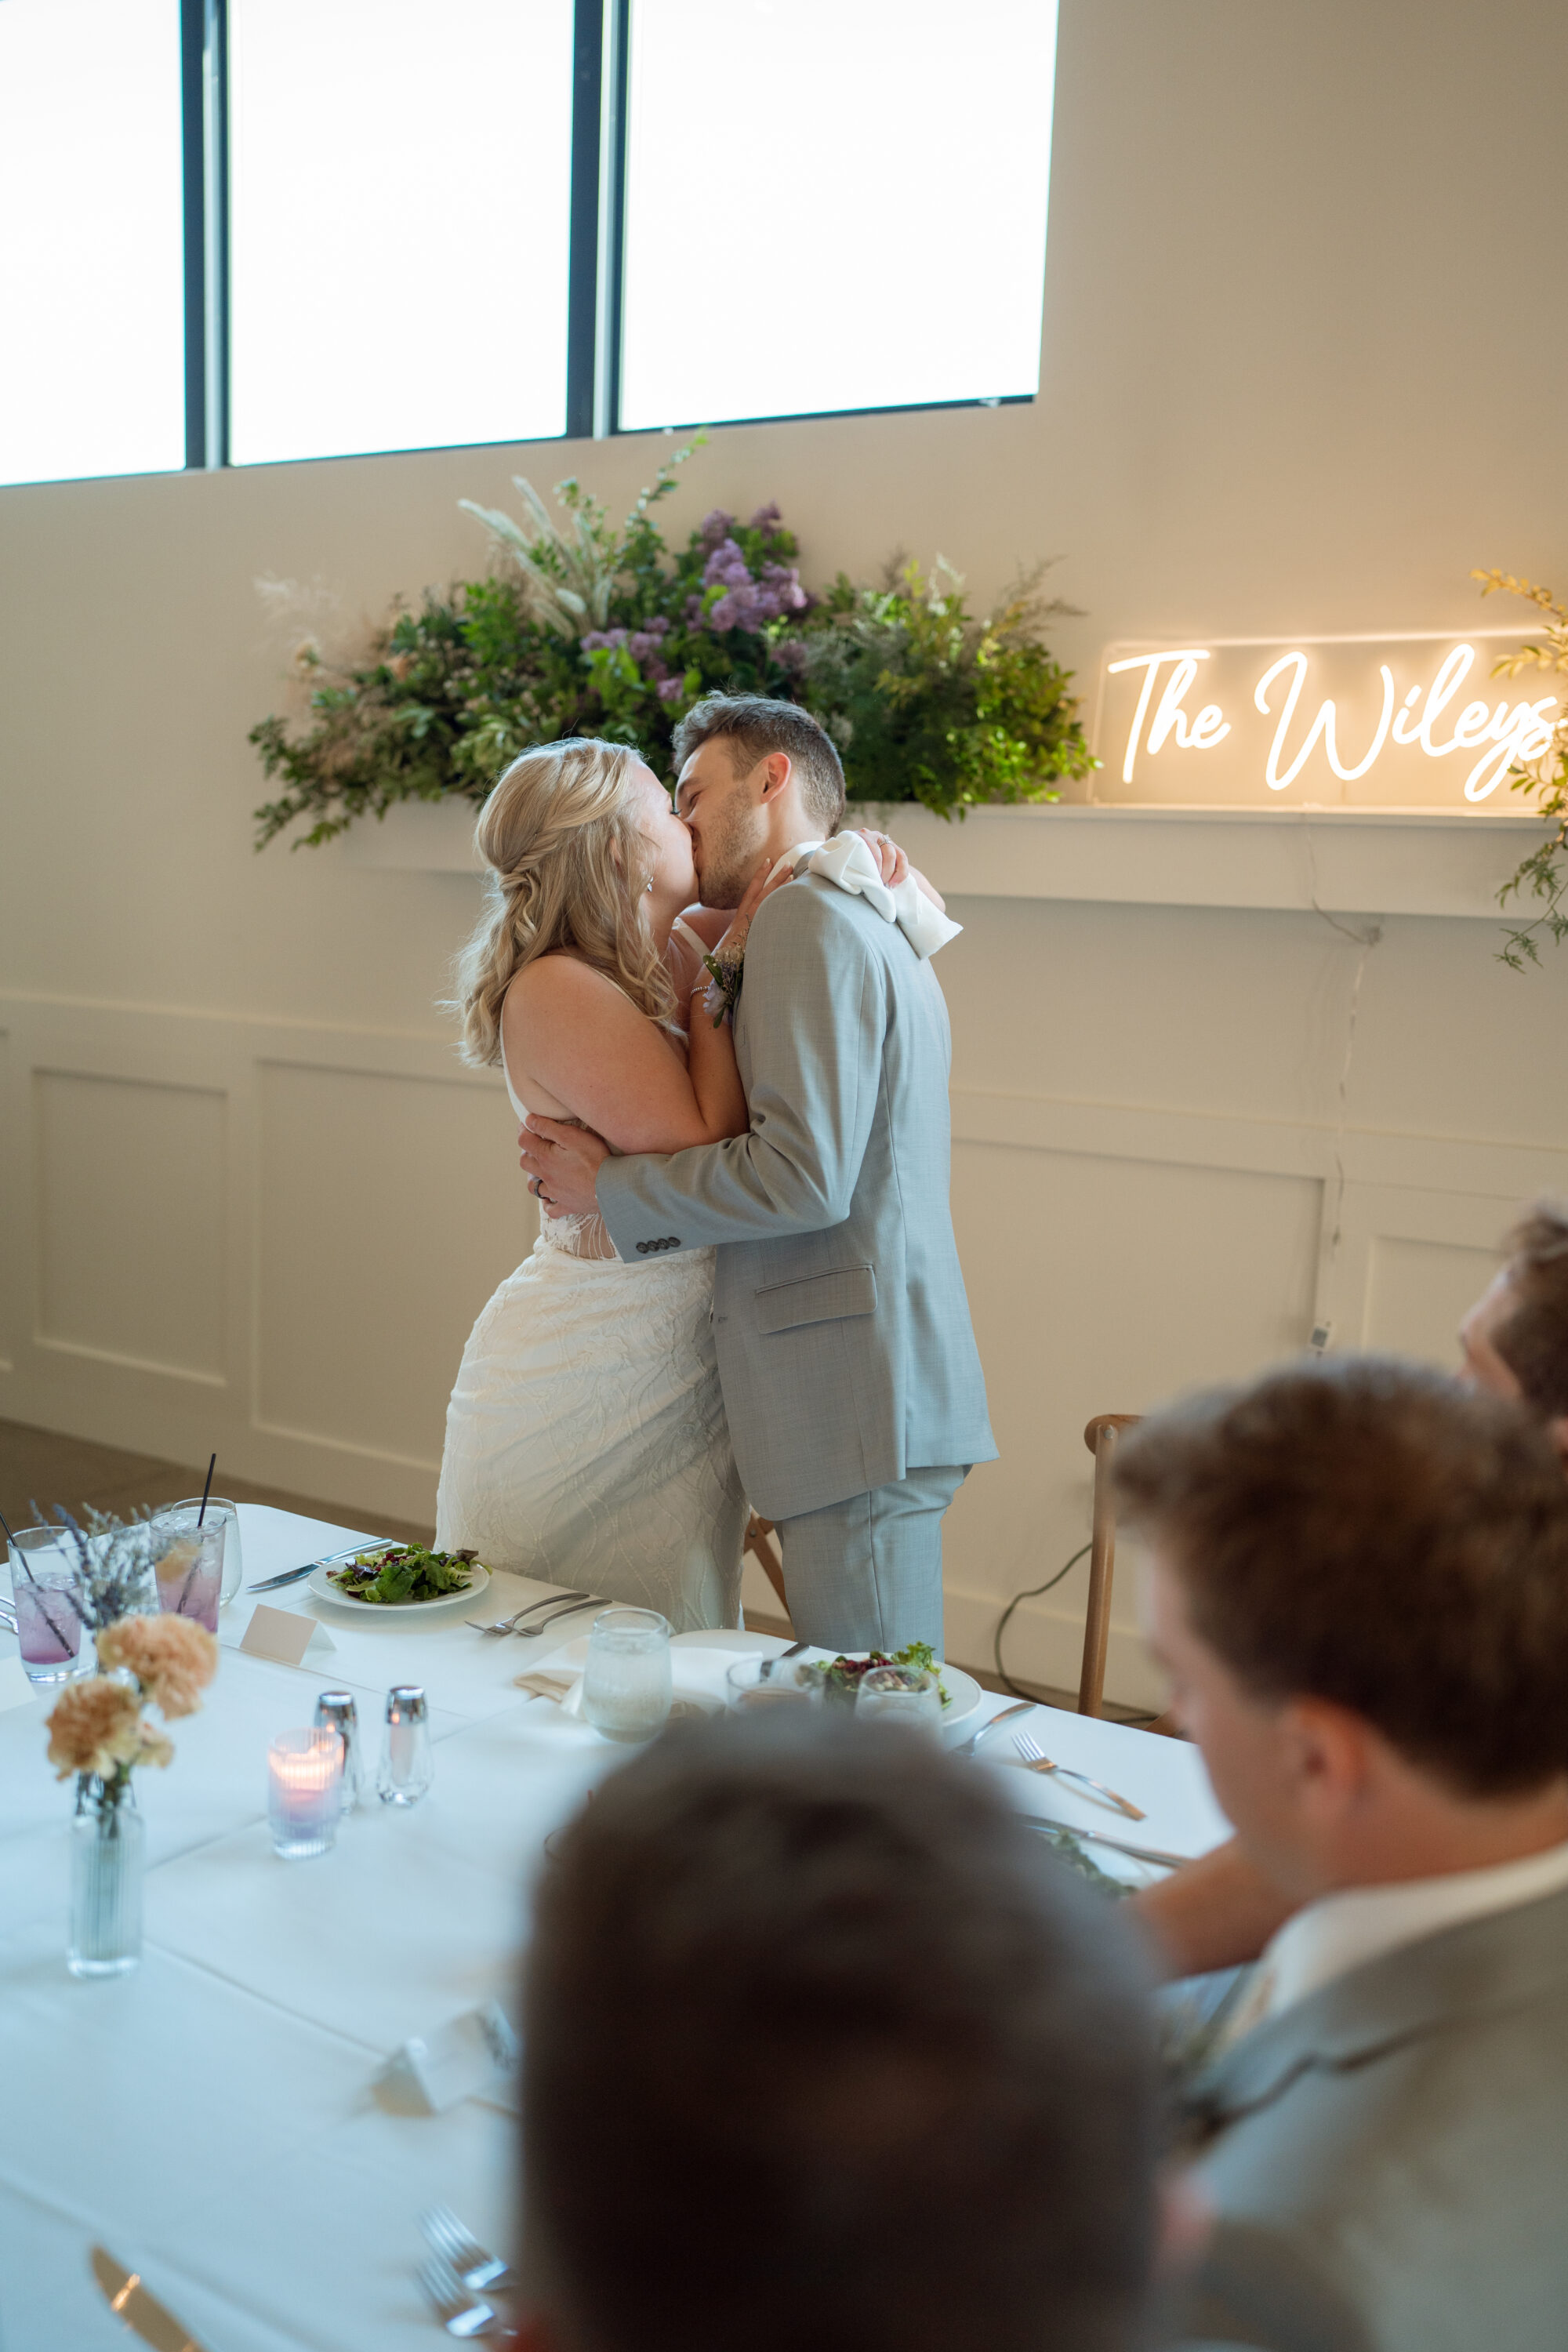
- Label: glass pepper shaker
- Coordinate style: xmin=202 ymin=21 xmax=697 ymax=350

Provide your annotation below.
xmin=314 ymin=1690 xmax=362 ymax=1810
xmin=378 ymin=1686 xmax=434 ymax=1807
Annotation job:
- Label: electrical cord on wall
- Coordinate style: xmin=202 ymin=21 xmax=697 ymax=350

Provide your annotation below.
xmin=993 ymin=1542 xmax=1090 ymax=1697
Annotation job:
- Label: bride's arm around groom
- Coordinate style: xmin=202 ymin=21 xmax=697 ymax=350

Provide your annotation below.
xmin=521 ymin=695 xmax=995 ymax=1657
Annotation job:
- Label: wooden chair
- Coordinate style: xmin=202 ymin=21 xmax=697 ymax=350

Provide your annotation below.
xmin=1079 ymin=1414 xmax=1142 ymax=1716
xmin=743 ymin=1512 xmax=791 ymax=1618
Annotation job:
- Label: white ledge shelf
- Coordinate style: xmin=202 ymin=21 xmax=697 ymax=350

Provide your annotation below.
xmin=332 ymin=798 xmax=1548 ymax=920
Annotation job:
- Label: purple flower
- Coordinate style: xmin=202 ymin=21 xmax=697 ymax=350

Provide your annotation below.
xmin=748 ymin=503 xmax=782 ymax=533
xmin=702 ymin=538 xmax=753 ymax=590
xmin=708 ymin=592 xmax=741 ymax=632
xmin=760 ymin=561 xmax=808 ymax=612
xmin=657 ymin=677 xmax=684 ymax=703
xmin=774 ymin=637 xmax=808 ymax=675
xmin=581 ymin=627 xmax=628 ymax=653
xmin=699 ymin=509 xmax=735 ymax=549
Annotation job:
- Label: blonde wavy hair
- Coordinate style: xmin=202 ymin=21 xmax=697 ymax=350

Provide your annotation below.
xmin=452 ymin=739 xmax=678 ymax=1069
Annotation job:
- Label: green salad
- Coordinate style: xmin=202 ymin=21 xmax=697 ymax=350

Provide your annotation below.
xmin=815 ymin=1640 xmax=951 ymax=1708
xmin=325 ymin=1544 xmax=479 ymax=1605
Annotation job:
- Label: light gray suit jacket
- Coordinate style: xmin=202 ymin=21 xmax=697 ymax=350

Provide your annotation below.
xmin=1170 ymin=1885 xmax=1568 ymax=2352
xmin=596 ymin=872 xmax=996 ymax=1521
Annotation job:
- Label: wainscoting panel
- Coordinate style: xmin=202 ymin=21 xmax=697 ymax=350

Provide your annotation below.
xmin=942 ymin=1139 xmax=1323 ymax=1709
xmin=255 ymin=1060 xmax=532 ymax=1466
xmin=34 ymin=1069 xmax=227 ymax=1383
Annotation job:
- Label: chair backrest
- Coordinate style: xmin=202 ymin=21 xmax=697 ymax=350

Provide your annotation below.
xmin=1079 ymin=1415 xmax=1142 ymax=1717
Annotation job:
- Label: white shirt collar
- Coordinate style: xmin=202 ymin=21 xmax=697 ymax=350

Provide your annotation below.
xmin=1258 ymin=1838 xmax=1568 ymax=2021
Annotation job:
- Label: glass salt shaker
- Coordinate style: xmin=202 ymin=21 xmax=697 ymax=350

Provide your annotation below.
xmin=314 ymin=1690 xmax=362 ymax=1810
xmin=378 ymin=1685 xmax=434 ymax=1807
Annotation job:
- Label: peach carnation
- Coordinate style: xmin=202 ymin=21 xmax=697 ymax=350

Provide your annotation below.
xmin=45 ymin=1679 xmax=146 ymax=1780
xmin=96 ymin=1613 xmax=217 ymax=1719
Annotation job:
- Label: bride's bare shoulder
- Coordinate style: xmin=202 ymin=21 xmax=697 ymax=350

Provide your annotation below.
xmin=506 ymin=953 xmax=631 ymax=1018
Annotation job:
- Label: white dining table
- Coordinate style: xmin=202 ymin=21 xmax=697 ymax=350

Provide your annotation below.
xmin=0 ymin=1504 xmax=1229 ymax=2352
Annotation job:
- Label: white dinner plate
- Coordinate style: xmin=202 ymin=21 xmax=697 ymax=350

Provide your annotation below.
xmin=306 ymin=1558 xmax=491 ymax=1616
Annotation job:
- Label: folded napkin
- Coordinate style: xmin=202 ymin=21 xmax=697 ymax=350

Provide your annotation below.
xmin=781 ymin=834 xmax=962 ymax=960
xmin=514 ymin=1668 xmax=576 ymax=1704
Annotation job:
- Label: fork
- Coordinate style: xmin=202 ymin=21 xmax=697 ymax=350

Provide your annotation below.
xmin=418 ymin=2252 xmax=498 ymax=2338
xmin=1011 ymin=1730 xmax=1146 ymax=1820
xmin=470 ymin=1590 xmax=590 ymax=1637
xmin=421 ymin=2205 xmax=511 ymax=2292
xmin=513 ymin=1596 xmax=601 ymax=1640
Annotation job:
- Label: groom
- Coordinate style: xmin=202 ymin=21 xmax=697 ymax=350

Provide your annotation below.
xmin=517 ymin=694 xmax=995 ymax=1654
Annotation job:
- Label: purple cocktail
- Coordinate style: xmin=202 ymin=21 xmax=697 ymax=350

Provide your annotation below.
xmin=7 ymin=1534 xmax=84 ymax=1686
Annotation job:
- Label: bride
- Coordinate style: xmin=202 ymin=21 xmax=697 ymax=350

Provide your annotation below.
xmin=434 ymin=736 xmax=775 ymax=1630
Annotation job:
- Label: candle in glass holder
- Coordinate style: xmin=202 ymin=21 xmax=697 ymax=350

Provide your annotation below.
xmin=267 ymin=1729 xmax=344 ymax=1858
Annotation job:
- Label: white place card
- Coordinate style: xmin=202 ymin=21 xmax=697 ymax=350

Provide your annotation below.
xmin=0 ymin=1657 xmax=38 ymax=1712
xmin=240 ymin=1604 xmax=336 ymax=1668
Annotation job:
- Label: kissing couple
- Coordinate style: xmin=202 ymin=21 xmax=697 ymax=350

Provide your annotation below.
xmin=434 ymin=693 xmax=994 ymax=1653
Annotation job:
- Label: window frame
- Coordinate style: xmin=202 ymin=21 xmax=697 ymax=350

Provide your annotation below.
xmin=141 ymin=0 xmax=1046 ymax=477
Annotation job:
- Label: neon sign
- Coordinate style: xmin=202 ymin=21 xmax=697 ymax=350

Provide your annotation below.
xmin=1096 ymin=635 xmax=1559 ymax=807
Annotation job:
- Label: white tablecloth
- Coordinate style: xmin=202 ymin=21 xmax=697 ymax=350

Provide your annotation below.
xmin=0 ymin=1504 xmax=1229 ymax=2351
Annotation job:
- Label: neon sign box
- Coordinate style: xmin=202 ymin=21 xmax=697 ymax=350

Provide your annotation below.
xmin=1091 ymin=633 xmax=1559 ymax=808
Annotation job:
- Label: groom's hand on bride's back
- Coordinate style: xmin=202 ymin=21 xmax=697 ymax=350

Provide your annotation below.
xmin=518 ymin=1116 xmax=609 ymax=1220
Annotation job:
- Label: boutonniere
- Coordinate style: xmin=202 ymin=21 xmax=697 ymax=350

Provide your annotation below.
xmin=700 ymin=941 xmax=745 ymax=1028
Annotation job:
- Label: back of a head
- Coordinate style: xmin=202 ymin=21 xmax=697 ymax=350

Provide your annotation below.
xmin=522 ymin=1715 xmax=1158 ymax=2352
xmin=1114 ymin=1353 xmax=1568 ymax=1795
xmin=1496 ymin=1200 xmax=1568 ymax=1420
xmin=673 ymin=691 xmax=847 ymax=835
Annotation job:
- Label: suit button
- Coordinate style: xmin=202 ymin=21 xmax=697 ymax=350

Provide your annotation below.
xmin=635 ymin=1241 xmax=648 ymax=1255
xmin=667 ymin=1237 xmax=680 ymax=1248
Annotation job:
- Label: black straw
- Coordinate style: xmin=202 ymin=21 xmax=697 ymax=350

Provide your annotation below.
xmin=197 ymin=1453 xmax=216 ymax=1527
xmin=0 ymin=1507 xmax=14 ymax=1550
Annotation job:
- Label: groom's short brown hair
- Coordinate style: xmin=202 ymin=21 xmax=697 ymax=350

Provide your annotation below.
xmin=673 ymin=692 xmax=847 ymax=833
xmin=521 ymin=1714 xmax=1160 ymax=2352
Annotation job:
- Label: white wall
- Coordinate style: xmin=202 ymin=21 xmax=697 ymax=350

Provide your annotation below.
xmin=3 ymin=0 xmax=1566 ymax=1700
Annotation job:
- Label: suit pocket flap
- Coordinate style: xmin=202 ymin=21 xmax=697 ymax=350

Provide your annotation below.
xmin=755 ymin=1265 xmax=877 ymax=1336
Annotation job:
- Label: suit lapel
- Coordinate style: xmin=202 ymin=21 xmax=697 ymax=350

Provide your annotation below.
xmin=1180 ymin=1882 xmax=1568 ymax=2147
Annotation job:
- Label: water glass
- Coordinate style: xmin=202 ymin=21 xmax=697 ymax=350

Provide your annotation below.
xmin=856 ymin=1664 xmax=945 ymax=1733
xmin=7 ymin=1528 xmax=85 ymax=1686
xmin=165 ymin=1495 xmax=243 ymax=1605
xmin=582 ymin=1607 xmax=672 ymax=1744
xmin=148 ymin=1508 xmax=225 ymax=1634
xmin=724 ymin=1655 xmax=822 ymax=1714
xmin=378 ymin=1686 xmax=434 ymax=1806
xmin=267 ymin=1729 xmax=344 ymax=1859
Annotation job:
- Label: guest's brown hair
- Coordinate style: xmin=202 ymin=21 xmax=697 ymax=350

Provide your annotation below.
xmin=1114 ymin=1356 xmax=1568 ymax=1795
xmin=1495 ymin=1200 xmax=1568 ymax=1419
xmin=673 ymin=691 xmax=846 ymax=833
xmin=522 ymin=1715 xmax=1159 ymax=2352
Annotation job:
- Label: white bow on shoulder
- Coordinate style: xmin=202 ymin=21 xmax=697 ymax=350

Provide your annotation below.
xmin=775 ymin=833 xmax=963 ymax=960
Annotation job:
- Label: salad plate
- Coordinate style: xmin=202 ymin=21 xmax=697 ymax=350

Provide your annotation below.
xmin=307 ymin=1548 xmax=490 ymax=1616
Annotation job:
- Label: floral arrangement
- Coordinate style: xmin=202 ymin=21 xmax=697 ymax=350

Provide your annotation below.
xmin=45 ymin=1613 xmax=217 ymax=1802
xmin=1472 ymin=569 xmax=1568 ymax=968
xmin=38 ymin=1505 xmax=158 ymax=1635
xmin=250 ymin=444 xmax=1094 ymax=848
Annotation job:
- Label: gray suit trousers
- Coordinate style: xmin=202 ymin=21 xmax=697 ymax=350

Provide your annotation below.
xmin=771 ymin=1465 xmax=966 ymax=1654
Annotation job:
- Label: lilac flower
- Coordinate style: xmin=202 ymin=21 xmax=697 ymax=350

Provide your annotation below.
xmin=699 ymin=509 xmax=735 ymax=549
xmin=748 ymin=503 xmax=782 ymax=533
xmin=702 ymin=539 xmax=753 ymax=590
xmin=708 ymin=592 xmax=742 ymax=632
xmin=657 ymin=677 xmax=684 ymax=702
xmin=760 ymin=561 xmax=808 ymax=612
xmin=774 ymin=637 xmax=808 ymax=675
xmin=581 ymin=627 xmax=629 ymax=653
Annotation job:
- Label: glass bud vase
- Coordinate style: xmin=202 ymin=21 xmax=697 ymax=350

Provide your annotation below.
xmin=68 ymin=1776 xmax=144 ymax=1978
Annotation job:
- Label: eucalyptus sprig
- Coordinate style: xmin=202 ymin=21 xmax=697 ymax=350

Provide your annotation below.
xmin=1472 ymin=568 xmax=1568 ymax=969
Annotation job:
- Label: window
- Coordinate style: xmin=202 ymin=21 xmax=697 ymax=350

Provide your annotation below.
xmin=227 ymin=0 xmax=575 ymax=466
xmin=0 ymin=0 xmax=1057 ymax=485
xmin=617 ymin=0 xmax=1059 ymax=430
xmin=0 ymin=0 xmax=186 ymax=487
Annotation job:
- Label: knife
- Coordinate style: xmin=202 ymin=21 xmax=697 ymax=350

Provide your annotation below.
xmin=247 ymin=1541 xmax=384 ymax=1592
xmin=1021 ymin=1818 xmax=1189 ymax=1870
xmin=91 ymin=2246 xmax=210 ymax=2352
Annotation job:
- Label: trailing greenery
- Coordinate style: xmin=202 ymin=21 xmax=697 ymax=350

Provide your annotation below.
xmin=1472 ymin=569 xmax=1568 ymax=970
xmin=250 ymin=445 xmax=1094 ymax=848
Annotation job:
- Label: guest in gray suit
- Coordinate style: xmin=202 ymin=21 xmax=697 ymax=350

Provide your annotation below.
xmin=1115 ymin=1357 xmax=1568 ymax=2352
xmin=517 ymin=694 xmax=995 ymax=1653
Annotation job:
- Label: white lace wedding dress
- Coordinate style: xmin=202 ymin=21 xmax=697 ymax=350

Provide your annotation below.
xmin=434 ymin=944 xmax=747 ymax=1632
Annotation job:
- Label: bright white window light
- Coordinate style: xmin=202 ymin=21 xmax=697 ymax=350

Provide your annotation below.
xmin=229 ymin=0 xmax=574 ymax=466
xmin=619 ymin=0 xmax=1058 ymax=430
xmin=0 ymin=0 xmax=186 ymax=488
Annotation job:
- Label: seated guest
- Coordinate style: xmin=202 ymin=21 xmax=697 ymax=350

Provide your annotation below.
xmin=1134 ymin=1196 xmax=1568 ymax=1979
xmin=513 ymin=1713 xmax=1171 ymax=2352
xmin=1116 ymin=1358 xmax=1568 ymax=2352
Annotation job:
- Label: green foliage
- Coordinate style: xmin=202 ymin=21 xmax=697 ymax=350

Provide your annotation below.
xmin=250 ymin=451 xmax=1094 ymax=848
xmin=1472 ymin=570 xmax=1568 ymax=971
xmin=803 ymin=559 xmax=1094 ymax=815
